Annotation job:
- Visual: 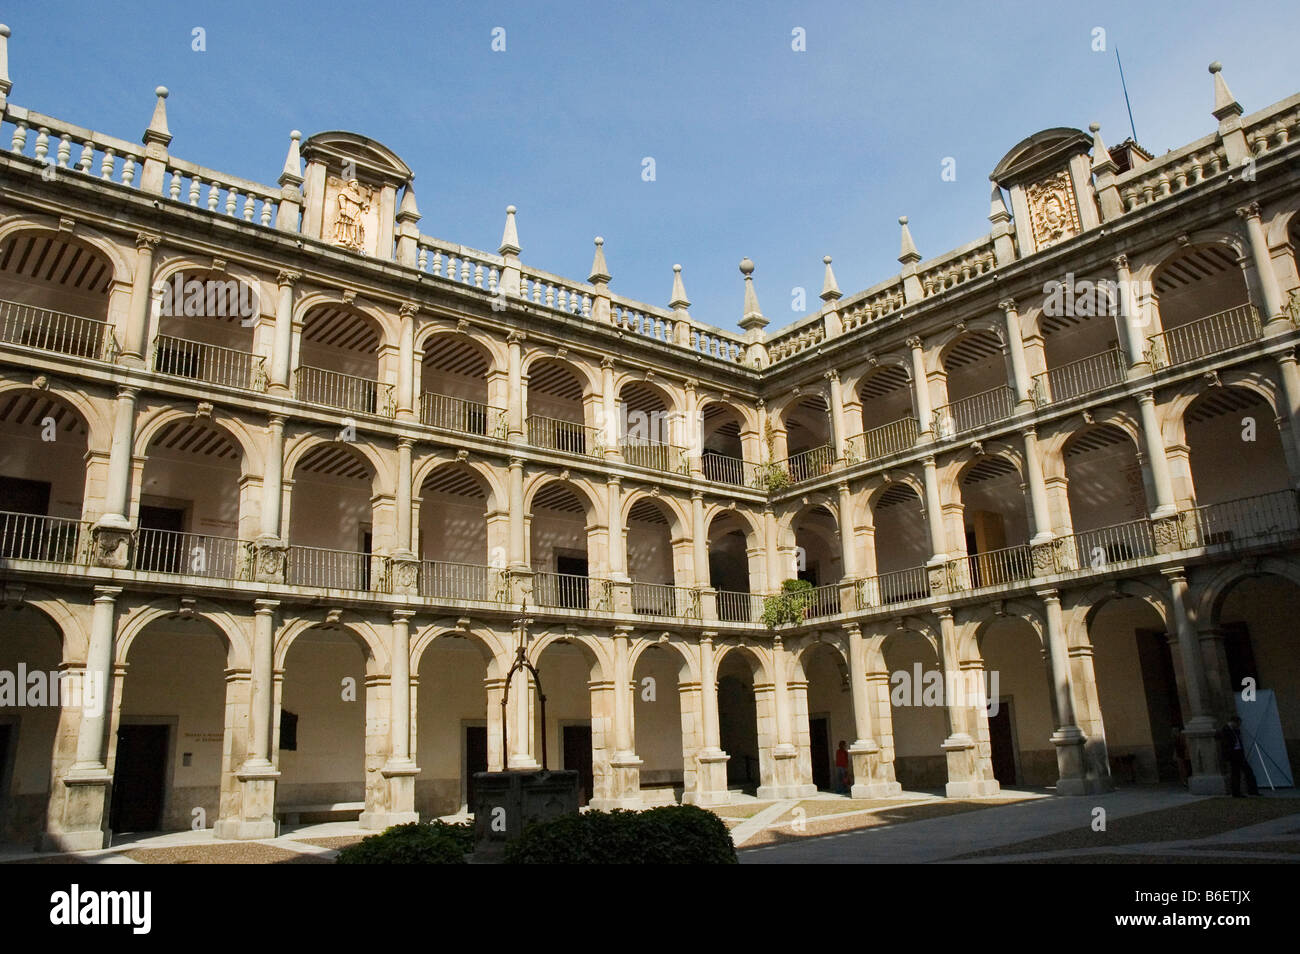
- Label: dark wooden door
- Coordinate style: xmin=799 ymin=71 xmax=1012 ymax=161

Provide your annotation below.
xmin=562 ymin=725 xmax=594 ymax=806
xmin=809 ymin=716 xmax=831 ymax=791
xmin=465 ymin=725 xmax=488 ymax=809
xmin=138 ymin=505 xmax=186 ymax=574
xmin=109 ymin=724 xmax=169 ymax=832
xmin=988 ymin=701 xmax=1018 ymax=785
xmin=556 ymin=555 xmax=589 ymax=609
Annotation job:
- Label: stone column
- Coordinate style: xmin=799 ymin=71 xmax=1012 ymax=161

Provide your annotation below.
xmin=606 ymin=476 xmax=624 ymax=578
xmin=826 ymin=369 xmax=846 ymax=460
xmin=507 ymin=331 xmax=525 ymax=441
xmin=250 ymin=416 xmax=288 ymax=582
xmin=757 ymin=636 xmax=811 ymax=798
xmin=90 ymin=387 xmax=139 ymax=567
xmin=218 ymin=600 xmax=280 ymax=839
xmin=686 ymin=633 xmax=730 ymax=805
xmin=1237 ymin=202 xmax=1285 ymax=326
xmin=683 ymin=377 xmax=702 ymax=475
xmin=1165 ymin=569 xmax=1228 ymax=794
xmin=270 ymin=270 xmax=299 ymax=393
xmin=763 ymin=506 xmax=781 ymax=591
xmin=44 ymin=586 xmax=120 ymax=850
xmin=121 ymin=232 xmax=158 ymax=364
xmin=1039 ymin=589 xmax=1105 ymax=793
xmin=396 ymin=303 xmax=417 ymax=419
xmin=907 ymin=336 xmax=933 ymax=437
xmin=507 ymin=456 xmax=531 ymax=604
xmin=691 ymin=491 xmax=709 ymax=587
xmin=837 ymin=481 xmax=857 ymax=579
xmin=1275 ymin=350 xmax=1300 ymax=486
xmin=604 ymin=625 xmax=643 ymax=807
xmin=1022 ymin=427 xmax=1056 ymax=552
xmin=366 ymin=610 xmax=419 ymax=827
xmin=601 ymin=356 xmax=620 ymax=460
xmin=1114 ymin=254 xmax=1152 ymax=372
xmin=1137 ymin=390 xmax=1178 ymax=520
xmin=937 ymin=609 xmax=1000 ymax=797
xmin=846 ymin=623 xmax=900 ymax=796
xmin=999 ymin=299 xmax=1034 ymax=408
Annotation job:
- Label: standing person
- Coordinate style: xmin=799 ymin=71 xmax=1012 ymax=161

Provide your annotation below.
xmin=1221 ymin=716 xmax=1259 ymax=797
xmin=1171 ymin=727 xmax=1190 ymax=789
xmin=834 ymin=740 xmax=850 ymax=794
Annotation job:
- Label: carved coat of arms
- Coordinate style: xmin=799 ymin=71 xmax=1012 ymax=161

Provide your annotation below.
xmin=1026 ymin=171 xmax=1081 ymax=251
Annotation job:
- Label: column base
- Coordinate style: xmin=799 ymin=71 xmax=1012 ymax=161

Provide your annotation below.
xmin=1184 ymin=718 xmax=1227 ymax=794
xmin=222 ymin=761 xmax=280 ymax=840
xmin=757 ymin=746 xmax=815 ymax=799
xmin=944 ymin=778 xmax=1002 ymax=798
xmin=212 ymin=818 xmax=278 ymax=840
xmin=43 ymin=770 xmax=112 ymax=852
xmin=851 ymin=780 xmax=903 ymax=798
xmin=591 ymin=754 xmax=643 ymax=810
xmin=685 ymin=750 xmax=731 ymax=807
xmin=359 ymin=811 xmax=420 ymax=830
xmin=848 ymin=740 xmax=901 ymax=796
xmin=942 ymin=733 xmax=1000 ymax=798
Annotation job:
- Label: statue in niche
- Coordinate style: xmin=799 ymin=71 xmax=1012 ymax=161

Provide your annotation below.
xmin=331 ymin=177 xmax=373 ymax=251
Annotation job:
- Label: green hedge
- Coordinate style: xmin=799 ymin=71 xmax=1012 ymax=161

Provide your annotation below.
xmin=335 ymin=821 xmax=473 ymax=864
xmin=504 ymin=805 xmax=737 ymax=864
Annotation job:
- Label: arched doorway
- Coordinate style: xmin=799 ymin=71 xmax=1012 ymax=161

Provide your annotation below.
xmin=0 ymin=605 xmax=63 ymax=843
xmin=414 ymin=630 xmax=496 ymax=817
xmin=0 ymin=389 xmax=89 ymax=563
xmin=716 ymin=648 xmax=761 ymax=793
xmin=978 ymin=616 xmax=1054 ymax=787
xmin=797 ymin=643 xmax=854 ymax=792
xmin=882 ymin=628 xmax=947 ymax=790
xmin=631 ymin=643 xmax=689 ymax=803
xmin=287 ymin=442 xmax=378 ymax=591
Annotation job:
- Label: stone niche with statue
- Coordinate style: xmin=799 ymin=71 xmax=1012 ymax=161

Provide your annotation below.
xmin=299 ymin=131 xmax=414 ymax=258
xmin=991 ymin=127 xmax=1102 ymax=256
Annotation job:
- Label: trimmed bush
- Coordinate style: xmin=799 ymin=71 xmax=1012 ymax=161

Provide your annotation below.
xmin=761 ymin=577 xmax=815 ymax=628
xmin=504 ymin=804 xmax=737 ymax=864
xmin=335 ymin=820 xmax=473 ymax=864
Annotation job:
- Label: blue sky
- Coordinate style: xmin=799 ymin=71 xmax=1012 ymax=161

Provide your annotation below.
xmin=6 ymin=1 xmax=1299 ymax=333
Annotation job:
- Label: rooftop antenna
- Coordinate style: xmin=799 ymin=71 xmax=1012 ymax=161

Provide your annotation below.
xmin=1116 ymin=46 xmax=1139 ymax=143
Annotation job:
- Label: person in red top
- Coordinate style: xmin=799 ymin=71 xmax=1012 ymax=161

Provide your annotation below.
xmin=835 ymin=740 xmax=850 ymax=794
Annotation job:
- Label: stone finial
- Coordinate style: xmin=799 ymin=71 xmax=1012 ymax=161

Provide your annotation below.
xmin=1088 ymin=122 xmax=1117 ymax=175
xmin=1209 ymin=61 xmax=1242 ymax=120
xmin=897 ymin=216 xmax=920 ymax=265
xmin=143 ymin=85 xmax=172 ymax=147
xmin=396 ymin=181 xmax=420 ymax=223
xmin=739 ymin=257 xmax=768 ymax=330
xmin=279 ymin=129 xmax=303 ymax=187
xmin=988 ymin=179 xmax=1011 ymax=225
xmin=669 ymin=264 xmax=691 ymax=310
xmin=499 ymin=205 xmax=520 ymax=256
xmin=820 ymin=255 xmax=841 ymax=302
xmin=0 ymin=25 xmax=12 ymax=110
xmin=588 ymin=236 xmax=610 ymax=284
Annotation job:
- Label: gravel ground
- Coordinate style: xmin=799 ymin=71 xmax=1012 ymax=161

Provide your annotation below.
xmin=1022 ymin=852 xmax=1272 ymax=864
xmin=953 ymin=797 xmax=1300 ymax=859
xmin=291 ymin=835 xmax=366 ymax=850
xmin=124 ymin=843 xmax=333 ymax=864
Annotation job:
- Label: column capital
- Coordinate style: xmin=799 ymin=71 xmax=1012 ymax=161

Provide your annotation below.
xmin=1020 ymin=425 xmax=1040 ymax=441
xmin=399 ymin=301 xmax=420 ymax=318
xmin=922 ymin=454 xmax=937 ymax=467
xmin=391 ymin=609 xmax=416 ymax=623
xmin=1035 ymin=587 xmax=1061 ymax=605
xmin=1160 ymin=566 xmax=1189 ymax=585
xmin=691 ymin=489 xmax=704 ymax=501
xmin=906 ymin=335 xmax=923 ymax=351
xmin=700 ymin=631 xmax=718 ymax=645
xmin=997 ymin=297 xmax=1018 ymax=315
xmin=823 ymin=368 xmax=840 ymax=382
xmin=1235 ymin=201 xmax=1262 ymax=221
xmin=1112 ymin=253 xmax=1130 ymax=272
xmin=135 ymin=231 xmax=161 ymax=252
xmin=684 ymin=376 xmax=698 ymax=391
xmin=253 ymin=598 xmax=280 ymax=613
xmin=934 ymin=605 xmax=954 ymax=623
xmin=600 ymin=355 xmax=615 ymax=370
xmin=836 ymin=480 xmax=851 ymax=494
xmin=606 ymin=473 xmax=621 ymax=488
xmin=276 ymin=269 xmax=301 ymax=287
xmin=507 ymin=330 xmax=526 ymax=345
xmin=508 ymin=455 xmax=525 ymax=469
xmin=1137 ymin=388 xmax=1156 ymax=404
xmin=613 ymin=624 xmax=634 ymax=638
xmin=115 ymin=385 xmax=140 ymax=401
xmin=841 ymin=621 xmax=862 ymax=637
xmin=397 ymin=436 xmax=415 ymax=451
xmin=92 ymin=585 xmax=123 ymax=602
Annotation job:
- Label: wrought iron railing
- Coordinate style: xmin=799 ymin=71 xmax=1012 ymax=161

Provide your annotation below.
xmin=153 ymin=335 xmax=267 ymax=391
xmin=1032 ymin=349 xmax=1126 ymax=407
xmin=1059 ymin=518 xmax=1158 ymax=571
xmin=630 ymin=581 xmax=701 ymax=618
xmin=135 ymin=527 xmax=247 ymax=579
xmin=700 ymin=451 xmax=761 ymax=488
xmin=420 ymin=392 xmax=505 ymax=438
xmin=783 ymin=444 xmax=835 ymax=484
xmin=959 ymin=543 xmax=1036 ymax=589
xmin=845 ymin=416 xmax=919 ymax=465
xmin=294 ymin=365 xmax=394 ymax=417
xmin=716 ymin=589 xmax=763 ymax=623
xmin=1188 ymin=489 xmax=1300 ymax=549
xmin=417 ymin=560 xmax=501 ymax=601
xmin=932 ymin=386 xmax=1015 ymax=438
xmin=286 ymin=544 xmax=386 ymax=592
xmin=802 ymin=583 xmax=843 ymax=619
xmin=620 ymin=438 xmax=689 ymax=474
xmin=0 ymin=299 xmax=115 ymax=361
xmin=1146 ymin=304 xmax=1260 ymax=369
xmin=855 ymin=565 xmax=931 ymax=607
xmin=0 ymin=510 xmax=88 ymax=564
xmin=526 ymin=415 xmax=602 ymax=456
xmin=532 ymin=571 xmax=611 ymax=611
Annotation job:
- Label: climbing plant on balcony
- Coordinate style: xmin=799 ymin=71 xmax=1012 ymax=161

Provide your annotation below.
xmin=761 ymin=578 xmax=814 ymax=629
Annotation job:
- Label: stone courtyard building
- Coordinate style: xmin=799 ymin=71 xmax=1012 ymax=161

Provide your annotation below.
xmin=0 ymin=23 xmax=1298 ymax=848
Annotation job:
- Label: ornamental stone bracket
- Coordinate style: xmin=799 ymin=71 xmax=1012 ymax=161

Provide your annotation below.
xmin=250 ymin=541 xmax=289 ymax=584
xmin=1152 ymin=513 xmax=1190 ymax=554
xmin=1031 ymin=538 xmax=1064 ymax=575
xmin=90 ymin=525 xmax=132 ymax=569
xmin=927 ymin=563 xmax=950 ymax=595
xmin=389 ymin=557 xmax=420 ymax=596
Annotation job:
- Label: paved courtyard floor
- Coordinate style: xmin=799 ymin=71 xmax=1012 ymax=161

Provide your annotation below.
xmin=1 ymin=787 xmax=1295 ymax=864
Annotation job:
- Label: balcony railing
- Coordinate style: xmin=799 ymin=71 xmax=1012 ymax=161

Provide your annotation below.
xmin=418 ymin=560 xmax=503 ymax=601
xmin=294 ymin=366 xmax=394 ymax=417
xmin=1147 ymin=304 xmax=1260 ymax=369
xmin=959 ymin=543 xmax=1036 ymax=589
xmin=1189 ymin=489 xmax=1300 ymax=550
xmin=532 ymin=571 xmax=611 ymax=611
xmin=856 ymin=564 xmax=931 ymax=607
xmin=716 ymin=589 xmax=762 ymax=623
xmin=526 ymin=415 xmax=602 ymax=456
xmin=0 ymin=299 xmax=115 ymax=361
xmin=287 ymin=545 xmax=385 ymax=592
xmin=153 ymin=335 xmax=267 ymax=391
xmin=845 ymin=416 xmax=919 ymax=465
xmin=135 ymin=527 xmax=248 ymax=579
xmin=784 ymin=444 xmax=835 ymax=484
xmin=1032 ymin=349 xmax=1126 ymax=407
xmin=1060 ymin=518 xmax=1158 ymax=571
xmin=420 ymin=392 xmax=506 ymax=439
xmin=802 ymin=583 xmax=843 ymax=619
xmin=630 ymin=581 xmax=701 ymax=618
xmin=0 ymin=511 xmax=88 ymax=564
xmin=933 ymin=386 xmax=1015 ymax=438
xmin=701 ymin=452 xmax=761 ymax=488
xmin=620 ymin=437 xmax=689 ymax=475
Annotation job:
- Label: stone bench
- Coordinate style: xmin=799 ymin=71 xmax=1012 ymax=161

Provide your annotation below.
xmin=276 ymin=801 xmax=365 ymax=826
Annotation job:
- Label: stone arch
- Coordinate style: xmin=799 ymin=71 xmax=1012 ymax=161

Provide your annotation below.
xmin=115 ymin=600 xmax=251 ymax=670
xmin=150 ymin=257 xmax=269 ymax=329
xmin=712 ymin=641 xmax=772 ymax=683
xmin=945 ymin=444 xmax=1025 ymax=503
xmin=283 ymin=431 xmax=389 ymax=491
xmin=1194 ymin=555 xmax=1300 ymax=625
xmin=0 ymin=377 xmax=111 ymax=456
xmin=790 ymin=636 xmax=849 ymax=682
xmin=274 ymin=613 xmax=387 ymax=673
xmin=963 ymin=601 xmax=1047 ymax=661
xmin=412 ymin=454 xmax=505 ymax=510
xmin=860 ymin=473 xmax=926 ymax=528
xmin=522 ymin=472 xmax=604 ymax=524
xmin=1043 ymin=410 xmax=1143 ymax=481
xmin=521 ymin=352 xmax=599 ymax=400
xmin=843 ymin=352 xmax=912 ymax=401
xmin=620 ymin=488 xmax=689 ymax=538
xmin=293 ymin=291 xmax=397 ymax=349
xmin=133 ymin=405 xmax=264 ymax=476
xmin=880 ymin=616 xmax=942 ymax=661
xmin=931 ymin=319 xmax=1005 ymax=375
xmin=1067 ymin=579 xmax=1172 ymax=650
xmin=0 ymin=215 xmax=132 ymax=294
xmin=1162 ymin=373 xmax=1281 ymax=447
xmin=1136 ymin=229 xmax=1250 ymax=287
xmin=412 ymin=621 xmax=506 ymax=681
xmin=529 ymin=629 xmax=609 ymax=682
xmin=628 ymin=632 xmax=697 ymax=683
xmin=414 ymin=321 xmax=507 ymax=374
xmin=612 ymin=371 xmax=686 ymax=418
xmin=6 ymin=590 xmax=85 ymax=662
